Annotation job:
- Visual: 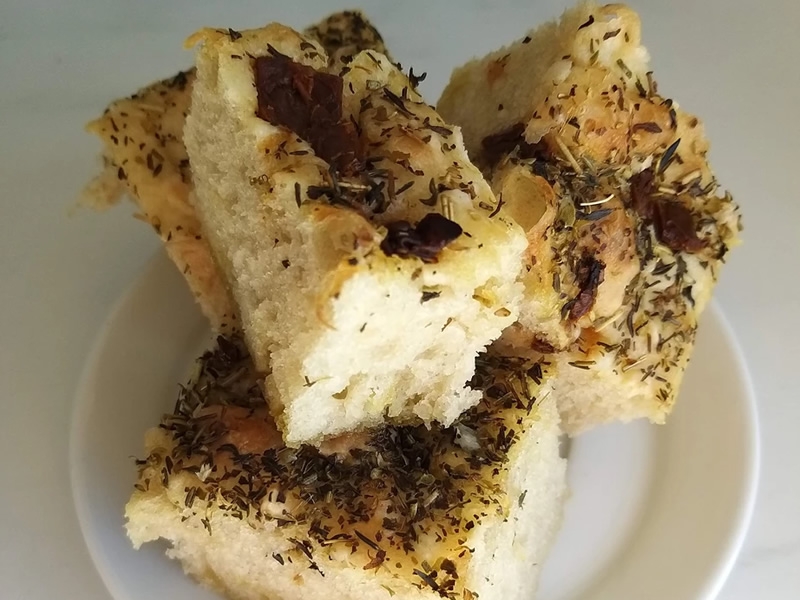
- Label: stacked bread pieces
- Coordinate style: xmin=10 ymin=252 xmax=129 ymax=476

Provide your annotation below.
xmin=127 ymin=336 xmax=567 ymax=600
xmin=438 ymin=1 xmax=741 ymax=433
xmin=183 ymin=23 xmax=526 ymax=446
xmin=111 ymin=13 xmax=566 ymax=600
xmin=84 ymin=12 xmax=527 ymax=447
xmin=81 ymin=4 xmax=744 ymax=600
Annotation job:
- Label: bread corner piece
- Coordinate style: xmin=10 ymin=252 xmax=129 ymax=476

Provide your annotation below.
xmin=184 ymin=25 xmax=527 ymax=445
xmin=438 ymin=2 xmax=741 ymax=434
xmin=126 ymin=336 xmax=567 ymax=600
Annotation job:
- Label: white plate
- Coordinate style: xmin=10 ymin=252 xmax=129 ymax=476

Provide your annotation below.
xmin=70 ymin=251 xmax=759 ymax=600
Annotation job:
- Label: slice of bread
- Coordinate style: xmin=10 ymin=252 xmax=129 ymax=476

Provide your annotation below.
xmin=184 ymin=24 xmax=527 ymax=445
xmin=438 ymin=2 xmax=741 ymax=433
xmin=80 ymin=11 xmax=389 ymax=333
xmin=126 ymin=336 xmax=567 ymax=600
xmin=81 ymin=70 xmax=237 ymax=332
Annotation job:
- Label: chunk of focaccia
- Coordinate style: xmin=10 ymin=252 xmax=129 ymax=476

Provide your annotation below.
xmin=126 ymin=336 xmax=567 ymax=600
xmin=80 ymin=11 xmax=390 ymax=333
xmin=184 ymin=24 xmax=526 ymax=445
xmin=81 ymin=70 xmax=238 ymax=332
xmin=438 ymin=2 xmax=741 ymax=433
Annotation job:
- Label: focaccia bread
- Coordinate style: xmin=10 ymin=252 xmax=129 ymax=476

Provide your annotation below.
xmin=184 ymin=24 xmax=526 ymax=445
xmin=80 ymin=11 xmax=389 ymax=333
xmin=126 ymin=337 xmax=567 ymax=600
xmin=81 ymin=70 xmax=237 ymax=332
xmin=438 ymin=2 xmax=741 ymax=433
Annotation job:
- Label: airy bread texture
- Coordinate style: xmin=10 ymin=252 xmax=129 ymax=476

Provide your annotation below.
xmin=126 ymin=337 xmax=567 ymax=600
xmin=81 ymin=11 xmax=389 ymax=333
xmin=438 ymin=2 xmax=741 ymax=433
xmin=184 ymin=25 xmax=526 ymax=445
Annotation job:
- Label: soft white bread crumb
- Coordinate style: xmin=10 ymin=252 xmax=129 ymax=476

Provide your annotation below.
xmin=126 ymin=338 xmax=567 ymax=600
xmin=184 ymin=25 xmax=527 ymax=446
xmin=438 ymin=2 xmax=741 ymax=433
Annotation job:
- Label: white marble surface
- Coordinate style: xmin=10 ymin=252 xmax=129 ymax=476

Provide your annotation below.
xmin=0 ymin=0 xmax=798 ymax=598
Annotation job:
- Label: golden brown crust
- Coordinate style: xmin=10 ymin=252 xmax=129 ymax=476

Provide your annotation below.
xmin=81 ymin=70 xmax=238 ymax=332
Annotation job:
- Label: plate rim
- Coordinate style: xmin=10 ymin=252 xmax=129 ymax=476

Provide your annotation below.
xmin=692 ymin=305 xmax=760 ymax=600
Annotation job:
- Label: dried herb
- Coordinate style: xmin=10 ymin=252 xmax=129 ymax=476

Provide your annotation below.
xmin=632 ymin=121 xmax=663 ymax=134
xmin=658 ymin=138 xmax=681 ymax=174
xmin=419 ymin=178 xmax=439 ymax=207
xmin=414 ymin=569 xmax=441 ymax=592
xmin=408 ymin=67 xmax=427 ymax=88
xmin=382 ymin=88 xmax=413 ymax=117
xmin=616 ymin=58 xmax=633 ymax=78
xmin=307 ymin=166 xmax=392 ymax=214
xmin=489 ymin=196 xmax=505 ymax=218
xmin=577 ymin=207 xmax=614 ymax=222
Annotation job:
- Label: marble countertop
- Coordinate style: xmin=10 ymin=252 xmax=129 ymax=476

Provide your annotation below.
xmin=1 ymin=0 xmax=798 ymax=598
